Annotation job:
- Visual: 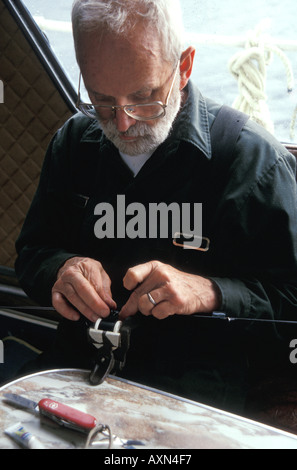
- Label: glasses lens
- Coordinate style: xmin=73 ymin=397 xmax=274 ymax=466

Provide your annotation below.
xmin=125 ymin=104 xmax=165 ymax=120
xmin=78 ymin=103 xmax=165 ymax=121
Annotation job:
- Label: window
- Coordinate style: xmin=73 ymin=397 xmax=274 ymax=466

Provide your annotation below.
xmin=22 ymin=0 xmax=297 ymax=143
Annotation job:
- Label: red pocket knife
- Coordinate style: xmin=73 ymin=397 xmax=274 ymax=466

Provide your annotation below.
xmin=3 ymin=393 xmax=97 ymax=433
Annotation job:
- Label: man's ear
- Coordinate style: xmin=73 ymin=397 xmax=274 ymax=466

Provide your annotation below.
xmin=179 ymin=46 xmax=196 ymax=90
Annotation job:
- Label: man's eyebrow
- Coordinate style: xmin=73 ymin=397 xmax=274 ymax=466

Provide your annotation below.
xmin=130 ymin=86 xmax=156 ymax=95
xmin=88 ymin=88 xmax=113 ymax=99
xmin=89 ymin=85 xmax=158 ymax=100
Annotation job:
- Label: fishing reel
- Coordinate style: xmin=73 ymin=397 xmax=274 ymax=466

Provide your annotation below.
xmin=87 ymin=310 xmax=130 ymax=386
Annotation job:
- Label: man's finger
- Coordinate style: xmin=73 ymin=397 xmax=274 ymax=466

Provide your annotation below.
xmin=52 ymin=291 xmax=80 ymax=321
xmin=52 ymin=273 xmax=115 ymax=321
xmin=52 ymin=283 xmax=109 ymax=322
xmin=123 ymin=261 xmax=160 ymax=290
xmin=119 ymin=289 xmax=143 ymax=319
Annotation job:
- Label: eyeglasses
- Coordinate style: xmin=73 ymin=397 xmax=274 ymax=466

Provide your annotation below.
xmin=76 ymin=61 xmax=180 ymax=121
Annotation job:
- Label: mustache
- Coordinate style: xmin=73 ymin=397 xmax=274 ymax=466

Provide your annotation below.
xmin=100 ymin=119 xmax=154 ymax=139
xmin=120 ymin=122 xmax=154 ymax=138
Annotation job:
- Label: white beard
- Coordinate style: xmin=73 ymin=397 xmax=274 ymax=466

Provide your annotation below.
xmin=98 ymin=75 xmax=182 ymax=156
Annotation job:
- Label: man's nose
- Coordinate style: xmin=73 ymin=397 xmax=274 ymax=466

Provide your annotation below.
xmin=113 ymin=107 xmax=136 ymax=133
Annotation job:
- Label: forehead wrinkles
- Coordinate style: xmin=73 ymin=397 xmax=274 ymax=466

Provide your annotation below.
xmin=77 ymin=21 xmax=171 ymax=69
xmin=85 ymin=64 xmax=166 ymax=100
xmin=77 ymin=24 xmax=162 ymax=67
xmin=79 ymin=31 xmax=171 ymax=99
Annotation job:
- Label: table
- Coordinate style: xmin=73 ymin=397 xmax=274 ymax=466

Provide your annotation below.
xmin=1 ymin=369 xmax=297 ymax=449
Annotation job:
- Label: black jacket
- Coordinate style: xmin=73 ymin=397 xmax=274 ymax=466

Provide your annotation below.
xmin=14 ymin=82 xmax=297 ymax=408
xmin=15 ymin=82 xmax=297 ymax=322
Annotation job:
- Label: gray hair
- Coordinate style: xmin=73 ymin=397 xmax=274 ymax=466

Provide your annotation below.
xmin=72 ymin=0 xmax=185 ymax=64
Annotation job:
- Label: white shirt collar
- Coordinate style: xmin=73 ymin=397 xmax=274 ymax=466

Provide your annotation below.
xmin=119 ymin=150 xmax=154 ymax=176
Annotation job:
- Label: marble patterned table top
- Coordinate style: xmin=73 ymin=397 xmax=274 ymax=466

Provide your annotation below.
xmin=1 ymin=369 xmax=297 ymax=449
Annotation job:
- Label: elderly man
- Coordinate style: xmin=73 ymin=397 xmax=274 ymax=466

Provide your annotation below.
xmin=15 ymin=0 xmax=297 ymax=414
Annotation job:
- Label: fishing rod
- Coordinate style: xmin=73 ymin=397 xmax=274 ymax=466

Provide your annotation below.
xmin=1 ymin=305 xmax=297 ymax=326
xmin=3 ymin=305 xmax=297 ymax=386
xmin=194 ymin=312 xmax=297 ymax=325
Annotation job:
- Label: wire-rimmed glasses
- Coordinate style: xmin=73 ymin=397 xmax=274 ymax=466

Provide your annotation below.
xmin=76 ymin=61 xmax=180 ymax=121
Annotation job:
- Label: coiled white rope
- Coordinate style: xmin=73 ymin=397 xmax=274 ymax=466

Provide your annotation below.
xmin=229 ymin=20 xmax=294 ymax=135
xmin=291 ymin=105 xmax=297 ymax=140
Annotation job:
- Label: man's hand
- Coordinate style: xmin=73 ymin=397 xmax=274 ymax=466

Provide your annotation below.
xmin=52 ymin=257 xmax=117 ymax=322
xmin=119 ymin=261 xmax=221 ymax=320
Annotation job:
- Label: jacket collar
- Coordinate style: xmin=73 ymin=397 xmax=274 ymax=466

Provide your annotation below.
xmin=80 ymin=80 xmax=212 ymax=160
xmin=171 ymin=81 xmax=212 ymax=160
